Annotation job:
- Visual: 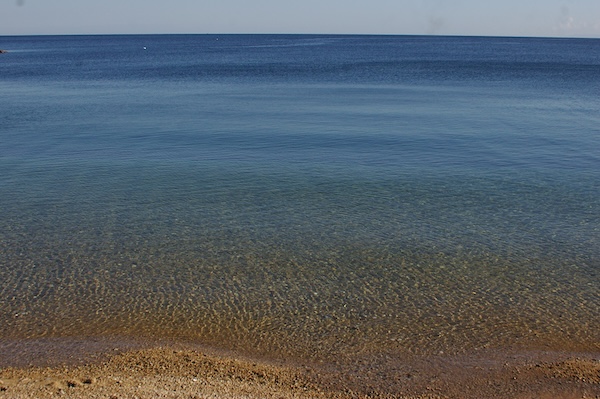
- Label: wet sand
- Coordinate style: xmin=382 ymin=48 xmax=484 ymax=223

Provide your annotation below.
xmin=1 ymin=338 xmax=599 ymax=399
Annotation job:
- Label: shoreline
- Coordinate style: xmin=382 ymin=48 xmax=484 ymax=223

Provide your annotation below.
xmin=1 ymin=337 xmax=599 ymax=398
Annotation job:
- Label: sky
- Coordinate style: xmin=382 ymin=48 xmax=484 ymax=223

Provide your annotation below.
xmin=1 ymin=0 xmax=600 ymax=38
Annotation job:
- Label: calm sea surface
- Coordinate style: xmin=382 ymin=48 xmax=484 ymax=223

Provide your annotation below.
xmin=0 ymin=35 xmax=599 ymax=362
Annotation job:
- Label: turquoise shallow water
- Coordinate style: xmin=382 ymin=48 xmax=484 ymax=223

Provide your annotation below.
xmin=0 ymin=34 xmax=599 ymax=361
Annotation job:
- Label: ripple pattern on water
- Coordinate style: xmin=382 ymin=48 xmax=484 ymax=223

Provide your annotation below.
xmin=1 ymin=220 xmax=598 ymax=361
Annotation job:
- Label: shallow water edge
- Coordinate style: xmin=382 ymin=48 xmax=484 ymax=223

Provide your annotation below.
xmin=1 ymin=336 xmax=599 ymax=399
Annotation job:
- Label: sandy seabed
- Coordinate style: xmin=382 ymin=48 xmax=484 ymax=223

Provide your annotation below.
xmin=1 ymin=338 xmax=599 ymax=399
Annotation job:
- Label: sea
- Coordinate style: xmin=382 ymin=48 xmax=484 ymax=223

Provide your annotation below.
xmin=0 ymin=34 xmax=599 ymax=365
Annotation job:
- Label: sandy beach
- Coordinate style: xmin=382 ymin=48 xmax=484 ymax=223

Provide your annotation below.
xmin=1 ymin=338 xmax=599 ymax=399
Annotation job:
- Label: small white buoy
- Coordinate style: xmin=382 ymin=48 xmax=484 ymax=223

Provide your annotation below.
xmin=143 ymin=46 xmax=147 ymax=50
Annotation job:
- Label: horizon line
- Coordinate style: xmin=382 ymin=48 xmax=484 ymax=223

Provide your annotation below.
xmin=2 ymin=32 xmax=600 ymax=40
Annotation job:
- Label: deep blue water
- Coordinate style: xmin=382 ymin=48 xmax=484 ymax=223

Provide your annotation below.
xmin=0 ymin=35 xmax=599 ymax=360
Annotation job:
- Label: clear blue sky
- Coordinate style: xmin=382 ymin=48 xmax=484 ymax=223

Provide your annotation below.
xmin=1 ymin=0 xmax=600 ymax=38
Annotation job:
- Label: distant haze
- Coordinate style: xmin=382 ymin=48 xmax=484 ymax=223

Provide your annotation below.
xmin=1 ymin=0 xmax=600 ymax=38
